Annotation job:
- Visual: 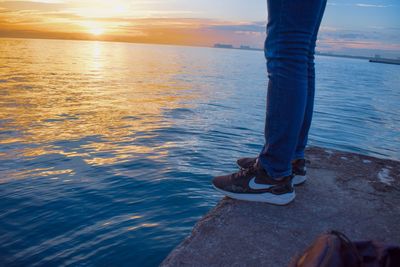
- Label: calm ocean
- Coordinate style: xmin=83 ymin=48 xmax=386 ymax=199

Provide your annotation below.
xmin=0 ymin=38 xmax=399 ymax=266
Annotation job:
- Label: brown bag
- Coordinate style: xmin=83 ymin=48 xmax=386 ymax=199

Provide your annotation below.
xmin=288 ymin=231 xmax=400 ymax=267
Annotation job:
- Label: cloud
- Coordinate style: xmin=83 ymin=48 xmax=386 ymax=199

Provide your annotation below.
xmin=1 ymin=12 xmax=399 ymax=54
xmin=327 ymin=2 xmax=393 ymax=8
xmin=337 ymin=33 xmax=368 ymax=39
xmin=317 ymin=27 xmax=400 ymax=55
xmin=206 ymin=22 xmax=265 ymax=33
xmin=0 ymin=12 xmax=267 ymax=47
xmin=355 ymin=4 xmax=391 ymax=8
xmin=0 ymin=1 xmax=67 ymax=11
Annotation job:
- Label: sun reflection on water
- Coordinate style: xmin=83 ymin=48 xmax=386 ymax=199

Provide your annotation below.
xmin=0 ymin=39 xmax=200 ymax=182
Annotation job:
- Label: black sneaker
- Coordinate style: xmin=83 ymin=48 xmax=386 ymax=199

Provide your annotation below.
xmin=212 ymin=159 xmax=295 ymax=205
xmin=237 ymin=157 xmax=307 ymax=186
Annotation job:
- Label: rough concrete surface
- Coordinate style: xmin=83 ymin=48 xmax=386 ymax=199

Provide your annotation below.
xmin=161 ymin=147 xmax=400 ymax=267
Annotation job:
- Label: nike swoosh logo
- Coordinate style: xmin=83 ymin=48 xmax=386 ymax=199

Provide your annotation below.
xmin=249 ymin=177 xmax=273 ymax=190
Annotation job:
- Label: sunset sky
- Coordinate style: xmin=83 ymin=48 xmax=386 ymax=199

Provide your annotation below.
xmin=0 ymin=0 xmax=399 ymax=56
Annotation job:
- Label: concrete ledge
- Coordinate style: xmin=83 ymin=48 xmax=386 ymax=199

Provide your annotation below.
xmin=161 ymin=147 xmax=400 ymax=267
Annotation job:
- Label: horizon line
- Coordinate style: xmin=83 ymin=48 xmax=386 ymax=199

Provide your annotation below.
xmin=1 ymin=36 xmax=399 ymax=59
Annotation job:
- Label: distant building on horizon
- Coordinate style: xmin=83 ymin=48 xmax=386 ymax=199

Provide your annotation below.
xmin=214 ymin=43 xmax=233 ymax=49
xmin=239 ymin=45 xmax=263 ymax=51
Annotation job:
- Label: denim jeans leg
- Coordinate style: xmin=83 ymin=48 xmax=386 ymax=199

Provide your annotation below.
xmin=293 ymin=0 xmax=328 ymax=160
xmin=259 ymin=0 xmax=327 ymax=178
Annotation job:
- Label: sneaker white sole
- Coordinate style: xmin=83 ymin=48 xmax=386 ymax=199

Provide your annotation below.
xmin=213 ymin=185 xmax=296 ymax=205
xmin=292 ymin=175 xmax=307 ymax=186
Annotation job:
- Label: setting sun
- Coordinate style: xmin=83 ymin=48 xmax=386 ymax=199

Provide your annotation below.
xmin=80 ymin=21 xmax=106 ymax=36
xmin=89 ymin=27 xmax=104 ymax=36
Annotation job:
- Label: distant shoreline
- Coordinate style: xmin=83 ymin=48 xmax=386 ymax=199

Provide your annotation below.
xmin=212 ymin=43 xmax=400 ymax=64
xmin=316 ymin=52 xmax=399 ymax=65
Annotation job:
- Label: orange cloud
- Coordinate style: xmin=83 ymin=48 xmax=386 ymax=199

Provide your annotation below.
xmin=0 ymin=7 xmax=266 ymax=47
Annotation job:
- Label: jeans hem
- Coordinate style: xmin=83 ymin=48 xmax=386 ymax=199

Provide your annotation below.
xmin=292 ymin=151 xmax=305 ymax=161
xmin=259 ymin=158 xmax=292 ymax=179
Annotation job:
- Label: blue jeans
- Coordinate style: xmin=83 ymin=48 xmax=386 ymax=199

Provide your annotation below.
xmin=259 ymin=0 xmax=327 ymax=178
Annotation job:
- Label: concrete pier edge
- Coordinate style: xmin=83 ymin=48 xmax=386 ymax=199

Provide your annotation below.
xmin=161 ymin=147 xmax=400 ymax=267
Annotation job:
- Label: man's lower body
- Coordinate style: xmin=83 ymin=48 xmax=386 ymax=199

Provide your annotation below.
xmin=212 ymin=0 xmax=327 ymax=205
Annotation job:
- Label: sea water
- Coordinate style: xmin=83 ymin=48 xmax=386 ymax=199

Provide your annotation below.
xmin=0 ymin=38 xmax=399 ymax=266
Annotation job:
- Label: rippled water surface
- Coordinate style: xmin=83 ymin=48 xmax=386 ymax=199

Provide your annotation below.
xmin=0 ymin=38 xmax=399 ymax=266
